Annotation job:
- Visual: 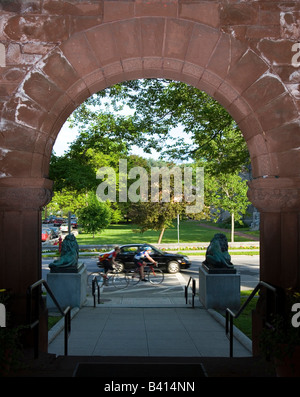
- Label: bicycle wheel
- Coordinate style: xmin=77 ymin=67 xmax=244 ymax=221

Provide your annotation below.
xmin=113 ymin=261 xmax=124 ymax=273
xmin=125 ymin=270 xmax=141 ymax=286
xmin=112 ymin=273 xmax=129 ymax=289
xmin=147 ymin=268 xmax=164 ymax=285
xmin=87 ymin=272 xmax=103 ymax=289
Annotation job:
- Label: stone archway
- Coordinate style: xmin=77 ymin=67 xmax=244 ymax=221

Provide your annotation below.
xmin=0 ymin=1 xmax=299 ymax=353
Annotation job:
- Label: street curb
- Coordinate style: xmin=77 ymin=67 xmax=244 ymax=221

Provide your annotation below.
xmin=207 ymin=308 xmax=253 ymax=354
xmin=48 ymin=307 xmax=80 ymax=344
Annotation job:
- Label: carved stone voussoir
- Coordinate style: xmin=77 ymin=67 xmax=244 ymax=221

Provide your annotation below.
xmin=247 ymin=178 xmax=300 ymax=212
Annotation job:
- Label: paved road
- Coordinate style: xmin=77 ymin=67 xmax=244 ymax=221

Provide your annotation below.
xmin=180 ymin=255 xmax=259 ymax=290
xmin=42 ymin=255 xmax=259 ymax=299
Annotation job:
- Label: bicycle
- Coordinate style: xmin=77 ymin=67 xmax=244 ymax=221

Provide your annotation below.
xmin=125 ymin=263 xmax=164 ymax=286
xmin=87 ymin=263 xmax=128 ymax=290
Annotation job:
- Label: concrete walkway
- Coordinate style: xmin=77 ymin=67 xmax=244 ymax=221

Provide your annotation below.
xmin=48 ymin=296 xmax=252 ymax=358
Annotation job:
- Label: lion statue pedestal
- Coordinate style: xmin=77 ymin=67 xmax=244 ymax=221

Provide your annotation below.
xmin=199 ymin=234 xmax=240 ymax=311
xmin=46 ymin=234 xmax=87 ymax=309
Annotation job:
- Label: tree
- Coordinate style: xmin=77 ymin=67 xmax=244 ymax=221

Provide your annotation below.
xmin=49 ymin=78 xmax=252 ymax=236
xmin=49 ymin=154 xmax=96 ymax=193
xmin=78 ymin=193 xmax=111 ymax=238
xmin=47 ymin=189 xmax=86 ymax=216
xmin=128 ymin=161 xmax=187 ymax=243
xmin=205 ymin=172 xmax=250 ymax=242
xmin=129 ymin=201 xmax=185 ymax=244
xmin=97 ymin=79 xmax=250 ymax=174
xmin=67 ymin=100 xmax=168 ymax=158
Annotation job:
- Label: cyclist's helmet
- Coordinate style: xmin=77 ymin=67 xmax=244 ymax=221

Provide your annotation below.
xmin=142 ymin=245 xmax=152 ymax=252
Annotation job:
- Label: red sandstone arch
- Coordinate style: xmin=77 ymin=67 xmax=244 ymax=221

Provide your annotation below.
xmin=1 ymin=17 xmax=299 ymax=182
xmin=1 ymin=3 xmax=300 ymax=356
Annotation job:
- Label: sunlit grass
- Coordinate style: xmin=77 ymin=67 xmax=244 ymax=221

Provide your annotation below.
xmin=76 ymin=220 xmax=259 ymax=245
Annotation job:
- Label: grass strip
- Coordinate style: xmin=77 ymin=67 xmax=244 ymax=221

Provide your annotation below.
xmin=48 ymin=315 xmax=62 ymax=331
xmin=230 ymin=290 xmax=258 ymax=340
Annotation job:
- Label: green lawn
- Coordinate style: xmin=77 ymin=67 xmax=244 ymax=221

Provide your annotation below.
xmin=216 ymin=290 xmax=258 ymax=340
xmin=48 ymin=315 xmax=62 ymax=331
xmin=231 ymin=290 xmax=259 ymax=339
xmin=76 ymin=220 xmax=259 ymax=245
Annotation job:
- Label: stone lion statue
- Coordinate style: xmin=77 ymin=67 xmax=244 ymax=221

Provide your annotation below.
xmin=49 ymin=234 xmax=79 ymax=273
xmin=203 ymin=233 xmax=234 ymax=269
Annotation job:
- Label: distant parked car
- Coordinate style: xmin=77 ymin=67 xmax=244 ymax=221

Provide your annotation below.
xmin=42 ymin=216 xmax=56 ymax=224
xmin=60 ymin=223 xmax=68 ymax=232
xmin=41 ymin=228 xmax=54 ymax=242
xmin=97 ymin=244 xmax=191 ymax=274
xmin=71 ymin=219 xmax=77 ymax=228
xmin=53 ymin=218 xmax=65 ymax=226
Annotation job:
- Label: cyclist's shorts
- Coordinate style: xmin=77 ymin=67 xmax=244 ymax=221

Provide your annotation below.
xmin=134 ymin=259 xmax=144 ymax=267
xmin=103 ymin=259 xmax=113 ymax=271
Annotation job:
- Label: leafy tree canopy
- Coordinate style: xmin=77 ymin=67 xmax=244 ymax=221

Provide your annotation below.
xmin=77 ymin=193 xmax=112 ymax=238
xmin=49 ymin=79 xmax=251 ymax=239
xmin=87 ymin=79 xmax=250 ymax=174
xmin=49 ymin=154 xmax=96 ymax=192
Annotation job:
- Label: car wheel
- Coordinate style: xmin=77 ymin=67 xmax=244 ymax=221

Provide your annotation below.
xmin=114 ymin=261 xmax=124 ymax=273
xmin=167 ymin=261 xmax=180 ymax=274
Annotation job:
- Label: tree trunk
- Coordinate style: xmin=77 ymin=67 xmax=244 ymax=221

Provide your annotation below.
xmin=231 ymin=212 xmax=234 ymax=243
xmin=158 ymin=228 xmax=165 ymax=244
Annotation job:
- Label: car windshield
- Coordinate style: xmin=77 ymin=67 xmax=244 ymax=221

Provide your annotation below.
xmin=121 ymin=246 xmax=138 ymax=253
xmin=145 ymin=245 xmax=164 ymax=255
xmin=120 ymin=245 xmax=164 ymax=254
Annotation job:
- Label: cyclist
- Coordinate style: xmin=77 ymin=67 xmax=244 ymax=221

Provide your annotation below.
xmin=100 ymin=246 xmax=121 ymax=282
xmin=134 ymin=245 xmax=158 ymax=282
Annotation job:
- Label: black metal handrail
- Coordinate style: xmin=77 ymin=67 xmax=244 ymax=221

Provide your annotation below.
xmin=92 ymin=275 xmax=101 ymax=307
xmin=185 ymin=277 xmax=196 ymax=308
xmin=225 ymin=281 xmax=278 ymax=357
xmin=27 ymin=279 xmax=71 ymax=358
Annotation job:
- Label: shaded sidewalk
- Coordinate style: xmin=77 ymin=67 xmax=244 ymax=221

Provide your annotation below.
xmin=15 ymin=302 xmax=275 ymax=378
xmin=48 ymin=305 xmax=251 ymax=358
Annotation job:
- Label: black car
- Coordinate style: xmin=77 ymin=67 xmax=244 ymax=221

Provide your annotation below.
xmin=98 ymin=244 xmax=191 ymax=274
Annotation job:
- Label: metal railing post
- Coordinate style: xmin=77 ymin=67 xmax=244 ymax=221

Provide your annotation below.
xmin=230 ymin=314 xmax=233 ymax=358
xmin=225 ymin=281 xmax=278 ymax=358
xmin=27 ymin=279 xmax=71 ymax=359
xmin=92 ymin=276 xmax=101 ymax=307
xmin=185 ymin=277 xmax=196 ymax=308
xmin=64 ymin=308 xmax=71 ymax=356
xmin=92 ymin=277 xmax=96 ymax=308
xmin=192 ymin=279 xmax=196 ymax=308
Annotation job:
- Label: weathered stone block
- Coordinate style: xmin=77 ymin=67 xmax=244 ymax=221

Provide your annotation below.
xmin=199 ymin=266 xmax=240 ymax=311
xmin=46 ymin=264 xmax=87 ymax=310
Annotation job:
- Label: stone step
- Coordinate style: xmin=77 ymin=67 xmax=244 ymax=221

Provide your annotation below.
xmin=14 ymin=353 xmax=275 ymax=378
